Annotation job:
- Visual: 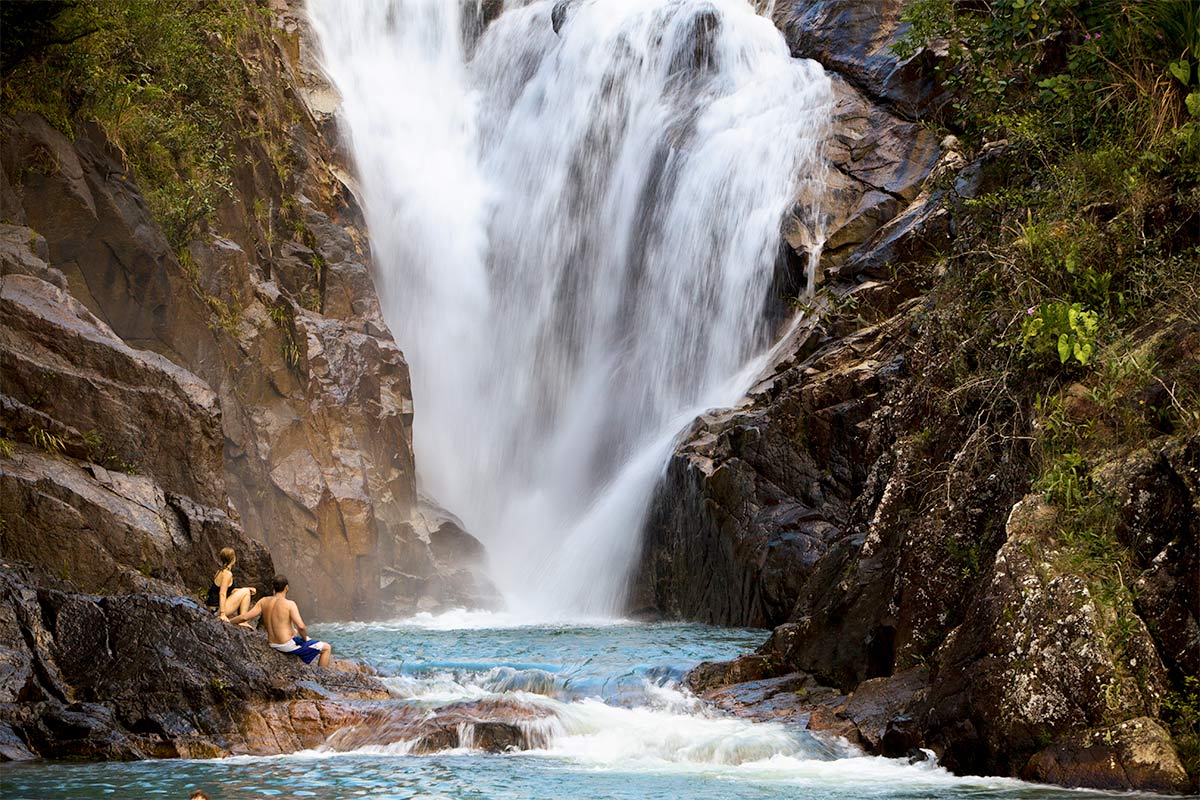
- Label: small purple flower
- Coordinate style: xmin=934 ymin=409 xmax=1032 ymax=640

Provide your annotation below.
xmin=1027 ymin=306 xmax=1036 ymax=315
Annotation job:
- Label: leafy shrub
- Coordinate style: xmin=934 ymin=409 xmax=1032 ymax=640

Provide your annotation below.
xmin=1021 ymin=302 xmax=1101 ymax=366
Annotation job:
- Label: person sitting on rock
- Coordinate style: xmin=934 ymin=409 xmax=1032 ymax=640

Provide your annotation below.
xmin=226 ymin=575 xmax=332 ymax=667
xmin=206 ymin=547 xmax=256 ymax=626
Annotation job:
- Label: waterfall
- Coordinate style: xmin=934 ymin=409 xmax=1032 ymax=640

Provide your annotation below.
xmin=309 ymin=0 xmax=832 ymax=618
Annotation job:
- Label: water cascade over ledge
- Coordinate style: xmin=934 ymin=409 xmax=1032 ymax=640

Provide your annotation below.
xmin=310 ymin=0 xmax=832 ymax=617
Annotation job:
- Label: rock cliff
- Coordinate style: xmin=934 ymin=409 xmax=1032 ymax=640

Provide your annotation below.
xmin=633 ymin=0 xmax=1198 ymax=793
xmin=0 ymin=0 xmax=493 ymax=620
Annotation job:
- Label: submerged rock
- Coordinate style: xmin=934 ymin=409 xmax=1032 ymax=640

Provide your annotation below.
xmin=324 ymin=697 xmax=556 ymax=754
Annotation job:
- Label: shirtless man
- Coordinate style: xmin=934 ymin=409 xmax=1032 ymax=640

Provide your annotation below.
xmin=227 ymin=575 xmax=332 ymax=667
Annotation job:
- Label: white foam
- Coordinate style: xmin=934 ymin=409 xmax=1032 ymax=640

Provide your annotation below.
xmin=325 ymin=608 xmax=640 ymax=632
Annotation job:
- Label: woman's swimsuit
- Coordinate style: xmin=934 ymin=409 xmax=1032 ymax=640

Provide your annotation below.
xmin=205 ymin=571 xmax=229 ymax=611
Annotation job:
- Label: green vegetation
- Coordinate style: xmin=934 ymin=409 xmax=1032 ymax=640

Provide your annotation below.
xmin=268 ymin=303 xmax=302 ymax=369
xmin=0 ymin=1 xmax=262 ymax=248
xmin=1021 ymin=302 xmax=1099 ymax=366
xmin=889 ymin=0 xmax=1199 ymax=741
xmin=1163 ymin=675 xmax=1200 ymax=776
xmin=0 ymin=0 xmax=306 ymax=256
xmin=27 ymin=425 xmax=66 ymax=455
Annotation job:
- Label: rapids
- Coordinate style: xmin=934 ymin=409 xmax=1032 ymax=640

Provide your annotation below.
xmin=2 ymin=618 xmax=1153 ymax=799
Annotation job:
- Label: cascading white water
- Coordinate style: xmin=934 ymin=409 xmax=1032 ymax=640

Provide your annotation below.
xmin=310 ymin=0 xmax=831 ymax=617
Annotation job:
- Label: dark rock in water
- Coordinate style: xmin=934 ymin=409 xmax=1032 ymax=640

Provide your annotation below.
xmin=631 ymin=306 xmax=909 ymax=631
xmin=668 ymin=6 xmax=720 ymax=75
xmin=839 ymin=668 xmax=928 ymax=752
xmin=881 ymin=715 xmax=922 ymax=758
xmin=1021 ymin=718 xmax=1191 ymax=794
xmin=697 ymin=671 xmax=846 ymax=729
xmin=551 ymin=0 xmax=574 ymax=34
xmin=0 ymin=564 xmax=388 ymax=761
xmin=685 ymin=655 xmax=783 ymax=694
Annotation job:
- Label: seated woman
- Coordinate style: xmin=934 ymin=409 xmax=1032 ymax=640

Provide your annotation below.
xmin=205 ymin=547 xmax=256 ymax=627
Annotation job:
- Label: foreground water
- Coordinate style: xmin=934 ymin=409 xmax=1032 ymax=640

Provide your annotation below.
xmin=2 ymin=617 xmax=1161 ymax=799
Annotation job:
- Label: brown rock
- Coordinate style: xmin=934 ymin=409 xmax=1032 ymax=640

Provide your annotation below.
xmin=1 ymin=270 xmax=271 ymax=596
xmin=1022 ymin=718 xmax=1191 ymax=794
xmin=325 ymin=697 xmax=556 ymax=754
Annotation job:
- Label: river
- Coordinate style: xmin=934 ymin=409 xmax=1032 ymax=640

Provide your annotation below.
xmin=3 ymin=615 xmax=1160 ymax=799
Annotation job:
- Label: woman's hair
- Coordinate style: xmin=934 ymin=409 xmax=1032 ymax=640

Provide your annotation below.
xmin=218 ymin=547 xmax=236 ymax=568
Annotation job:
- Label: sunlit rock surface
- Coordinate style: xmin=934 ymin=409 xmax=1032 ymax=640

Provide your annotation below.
xmin=0 ymin=2 xmax=488 ymax=619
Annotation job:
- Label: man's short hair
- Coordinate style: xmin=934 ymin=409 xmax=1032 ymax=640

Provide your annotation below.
xmin=190 ymin=791 xmax=210 ymax=800
xmin=272 ymin=575 xmax=289 ymax=593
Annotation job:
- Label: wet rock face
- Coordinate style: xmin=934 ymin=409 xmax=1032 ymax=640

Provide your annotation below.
xmin=631 ymin=307 xmax=911 ymax=630
xmin=776 ymin=0 xmax=946 ymax=119
xmin=325 ymin=697 xmax=555 ymax=754
xmin=771 ymin=0 xmax=942 ymax=296
xmin=0 ymin=566 xmax=388 ymax=760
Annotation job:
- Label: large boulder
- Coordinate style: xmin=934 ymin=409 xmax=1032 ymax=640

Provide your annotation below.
xmin=0 ymin=565 xmax=388 ymax=761
xmin=776 ymin=0 xmax=947 ymax=118
xmin=324 ymin=697 xmax=555 ymax=754
xmin=1022 ymin=718 xmax=1191 ymax=794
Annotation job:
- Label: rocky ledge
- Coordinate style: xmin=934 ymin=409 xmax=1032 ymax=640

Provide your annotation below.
xmin=687 ymin=649 xmax=1192 ymax=794
xmin=0 ymin=564 xmax=387 ymax=761
xmin=0 ymin=0 xmax=497 ymax=620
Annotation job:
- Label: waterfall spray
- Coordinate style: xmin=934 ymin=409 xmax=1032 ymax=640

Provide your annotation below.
xmin=310 ymin=0 xmax=831 ymax=618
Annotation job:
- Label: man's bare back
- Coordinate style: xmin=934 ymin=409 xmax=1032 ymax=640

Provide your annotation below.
xmin=227 ymin=576 xmax=332 ymax=667
xmin=257 ymin=595 xmax=301 ymax=644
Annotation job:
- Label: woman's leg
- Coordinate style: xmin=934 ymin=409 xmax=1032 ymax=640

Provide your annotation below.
xmin=223 ymin=587 xmax=251 ymax=618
